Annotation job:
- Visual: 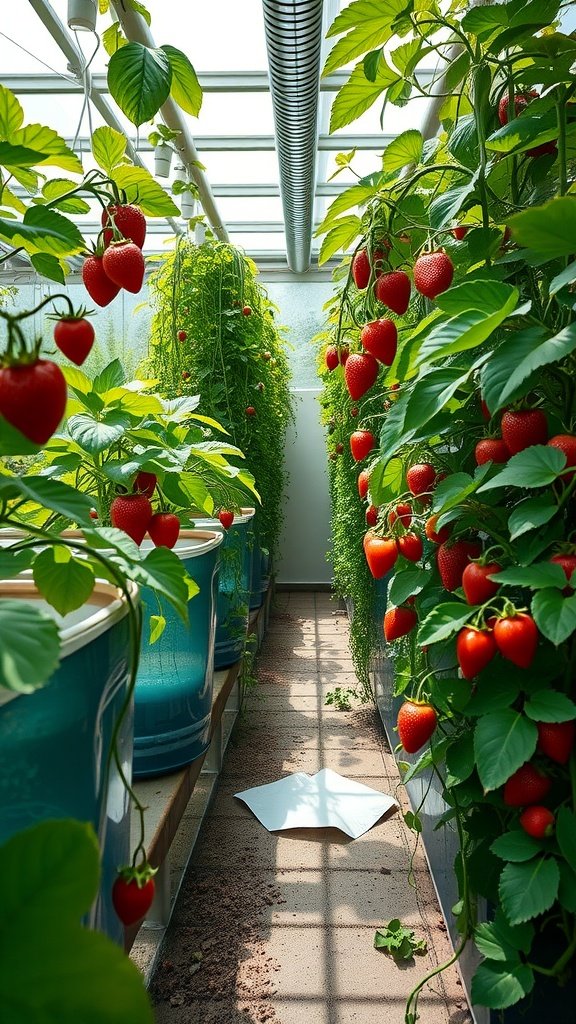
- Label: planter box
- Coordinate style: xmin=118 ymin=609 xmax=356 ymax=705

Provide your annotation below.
xmin=133 ymin=530 xmax=223 ymax=779
xmin=0 ymin=577 xmax=136 ymax=945
xmin=250 ymin=539 xmax=271 ymax=611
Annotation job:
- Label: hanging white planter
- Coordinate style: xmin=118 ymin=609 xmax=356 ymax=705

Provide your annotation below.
xmin=181 ymin=188 xmax=196 ymax=221
xmin=67 ymin=0 xmax=97 ymax=31
xmin=154 ymin=142 xmax=173 ymax=179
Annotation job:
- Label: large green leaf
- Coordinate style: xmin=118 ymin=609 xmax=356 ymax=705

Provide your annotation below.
xmin=92 ymin=358 xmax=126 ymax=394
xmin=463 ymin=0 xmax=560 ymax=40
xmin=161 ymin=44 xmax=202 ymax=117
xmin=324 ymin=0 xmax=408 ymax=75
xmin=0 ymin=141 xmax=48 ymax=167
xmin=531 ymin=588 xmax=576 ymax=645
xmin=524 ymin=689 xmax=576 ymax=723
xmin=549 ymin=261 xmax=576 ymax=296
xmin=12 ymin=475 xmax=93 ymax=523
xmin=0 ymin=416 xmax=41 ymax=456
xmin=435 ymin=279 xmax=515 ymax=317
xmin=41 ymin=178 xmax=90 ymax=214
xmin=471 ymin=960 xmax=534 ymax=1010
xmin=29 ymin=252 xmax=66 ymax=283
xmin=474 ymin=711 xmax=537 ymax=791
xmin=388 ymin=567 xmax=431 ymax=606
xmin=477 ymin=446 xmax=566 ymax=492
xmin=490 ymin=562 xmax=567 ymax=589
xmin=0 ymin=84 xmax=24 ymax=137
xmin=416 ymin=287 xmax=518 ymax=365
xmin=499 ymin=857 xmax=559 ymax=925
xmin=491 ymin=831 xmax=541 ymax=864
xmin=556 ymin=807 xmax=576 ymax=873
xmin=482 ymin=324 xmax=576 ymax=411
xmin=91 ymin=126 xmax=127 ymax=174
xmin=0 ymin=205 xmax=84 ymax=257
xmin=315 ymin=183 xmax=377 ymax=235
xmin=318 ymin=215 xmax=362 ymax=264
xmin=418 ymin=603 xmax=479 ymax=646
xmin=128 ymin=546 xmax=196 ymax=621
xmin=11 ymin=123 xmax=83 ymax=174
xmin=107 ymin=42 xmax=172 ymax=127
xmin=475 ymin=912 xmax=534 ymax=965
xmin=369 ymin=456 xmax=403 ymax=506
xmin=111 ymin=165 xmax=179 ymax=217
xmin=0 ymin=820 xmax=154 ymax=1024
xmin=428 ymin=179 xmax=477 ymax=230
xmin=508 ymin=197 xmax=576 ymax=259
xmin=0 ymin=550 xmax=33 ymax=579
xmin=403 ymin=366 xmax=472 ymax=433
xmin=329 ymin=62 xmax=399 ymax=133
xmin=0 ymin=600 xmax=60 ymax=692
xmin=507 ymin=494 xmax=558 ymax=540
xmin=382 ymin=130 xmax=423 ymax=173
xmin=33 ymin=546 xmax=95 ymax=616
xmin=486 ymin=112 xmax=557 ymax=156
xmin=68 ymin=411 xmax=133 ymax=454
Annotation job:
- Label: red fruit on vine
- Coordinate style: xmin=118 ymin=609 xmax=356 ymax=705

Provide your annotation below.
xmin=456 ymin=627 xmax=497 ymax=680
xmin=519 ymin=806 xmax=555 ymax=839
xmin=177 ymin=330 xmax=187 ymax=342
xmin=351 ymin=247 xmax=385 ymax=289
xmin=527 ymin=141 xmax=557 ymax=159
xmin=344 ymin=353 xmax=379 ymax=400
xmin=388 ymin=502 xmax=412 ymax=528
xmin=413 ymin=251 xmax=454 ymax=299
xmin=537 ymin=721 xmax=575 ymax=765
xmin=501 ymin=409 xmax=548 ymax=455
xmin=89 ymin=509 xmax=98 ymax=520
xmin=339 ymin=345 xmax=349 ymax=365
xmin=242 ymin=305 xmax=252 ymax=316
xmin=0 ymin=359 xmax=67 ymax=445
xmin=425 ymin=515 xmax=450 ymax=544
xmin=110 ymin=494 xmax=153 ymax=545
xmin=547 ymin=435 xmax=576 ymax=480
xmin=334 ymin=442 xmax=344 ymax=455
xmin=53 ymin=317 xmax=95 ymax=366
xmin=451 ymin=226 xmax=468 ymax=240
xmin=365 ymin=504 xmax=379 ymax=527
xmin=102 ymin=203 xmax=146 ymax=248
xmin=374 ymin=270 xmax=411 ymax=315
xmin=481 ymin=398 xmax=491 ymax=421
xmin=112 ymin=865 xmax=156 ymax=926
xmin=182 ymin=371 xmax=190 ymax=380
xmin=325 ymin=346 xmax=339 ymax=371
xmin=218 ymin=509 xmax=235 ymax=530
xmin=102 ymin=241 xmax=145 ymax=294
xmin=550 ymin=552 xmax=576 ymax=592
xmin=475 ymin=438 xmax=509 ymax=466
xmin=437 ymin=540 xmax=482 ymax=592
xmin=246 ymin=406 xmax=256 ymax=416
xmin=397 ymin=532 xmax=423 ymax=563
xmin=82 ymin=253 xmax=120 ymax=307
xmin=503 ymin=763 xmax=551 ymax=807
xmin=462 ymin=562 xmax=501 ymax=605
xmin=493 ymin=613 xmax=538 ymax=669
xmin=357 ymin=469 xmax=370 ymax=500
xmin=350 ymin=406 xmax=359 ymax=417
xmin=364 ymin=535 xmax=398 ymax=579
xmin=406 ymin=462 xmax=436 ymax=497
xmin=360 ymin=319 xmax=397 ymax=365
xmin=498 ymin=90 xmax=538 ymax=126
xmin=350 ymin=429 xmax=375 ymax=462
xmin=148 ymin=512 xmax=180 ymax=549
xmin=134 ymin=471 xmax=157 ymax=498
xmin=384 ymin=606 xmax=417 ymax=642
xmin=397 ymin=701 xmax=437 ymax=754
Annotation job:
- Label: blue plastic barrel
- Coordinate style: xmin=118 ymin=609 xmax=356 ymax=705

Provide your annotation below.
xmin=133 ymin=530 xmax=223 ymax=778
xmin=193 ymin=509 xmax=255 ymax=669
xmin=0 ymin=578 xmax=136 ymax=945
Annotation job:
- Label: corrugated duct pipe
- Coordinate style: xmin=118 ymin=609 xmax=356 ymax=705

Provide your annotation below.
xmin=262 ymin=0 xmax=324 ymax=273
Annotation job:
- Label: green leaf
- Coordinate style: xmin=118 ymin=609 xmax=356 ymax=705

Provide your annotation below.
xmin=471 ymin=960 xmax=534 ymax=1010
xmin=418 ymin=603 xmax=479 ymax=646
xmin=403 ymin=366 xmax=471 ymax=433
xmin=374 ymin=919 xmax=427 ymax=959
xmin=445 ymin=732 xmax=475 ymax=786
xmin=556 ymin=808 xmax=576 ymax=872
xmin=432 ymin=466 xmax=491 ymax=516
xmin=508 ymin=197 xmax=576 ymax=259
xmin=499 ymin=857 xmax=559 ymax=924
xmin=0 ymin=549 xmax=33 ymax=578
xmin=486 ymin=112 xmax=557 ymax=156
xmin=435 ymin=279 xmax=513 ymax=317
xmin=464 ymin=675 xmax=521 ymax=717
xmin=92 ymin=358 xmax=126 ymax=394
xmin=107 ymin=42 xmax=172 ymax=127
xmin=11 ymin=476 xmax=93 ymax=523
xmin=130 ymin=546 xmax=195 ymax=621
xmin=549 ymin=261 xmax=576 ymax=296
xmin=0 ymin=205 xmax=84 ymax=257
xmin=102 ymin=20 xmax=127 ymax=56
xmin=149 ymin=613 xmax=166 ymax=644
xmin=0 ymin=84 xmax=24 ymax=138
xmin=91 ymin=126 xmax=127 ymax=174
xmin=324 ymin=0 xmax=408 ymax=74
xmin=0 ymin=600 xmax=60 ymax=692
xmin=329 ymin=62 xmax=399 ymax=133
xmin=428 ymin=180 xmax=477 ymax=230
xmin=490 ymin=562 xmax=567 ymax=589
xmin=0 ymin=416 xmax=42 ymax=456
xmin=0 ymin=140 xmax=48 ymax=167
xmin=30 ymin=252 xmax=66 ymax=283
xmin=369 ymin=456 xmax=403 ymax=506
xmin=318 ymin=215 xmax=361 ymax=265
xmin=11 ymin=123 xmax=83 ymax=173
xmin=111 ymin=164 xmax=179 ymax=217
xmin=68 ymin=411 xmax=133 ymax=454
xmin=508 ymin=494 xmax=558 ymax=540
xmin=474 ymin=711 xmax=537 ymax=792
xmin=478 ymin=446 xmax=566 ymax=492
xmin=33 ymin=546 xmax=95 ymax=616
xmin=491 ymin=831 xmax=542 ymax=863
xmin=161 ymin=45 xmax=202 ymax=117
xmin=416 ymin=287 xmax=518 ymax=365
xmin=532 ymin=589 xmax=576 ymax=645
xmin=524 ymin=689 xmax=576 ymax=723
xmin=475 ymin=912 xmax=534 ymax=962
xmin=41 ymin=178 xmax=90 ymax=214
xmin=388 ymin=567 xmax=431 ymax=606
xmin=315 ymin=183 xmax=377 ymax=235
xmin=383 ymin=130 xmax=423 ymax=173
xmin=483 ymin=324 xmax=576 ymax=412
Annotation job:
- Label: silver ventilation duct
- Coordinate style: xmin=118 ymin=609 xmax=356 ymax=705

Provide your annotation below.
xmin=262 ymin=0 xmax=324 ymax=273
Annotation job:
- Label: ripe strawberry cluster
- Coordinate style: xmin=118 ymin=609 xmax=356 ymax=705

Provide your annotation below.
xmin=82 ymin=203 xmax=147 ymax=307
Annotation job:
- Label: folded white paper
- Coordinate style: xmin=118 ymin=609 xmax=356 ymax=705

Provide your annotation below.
xmin=235 ymin=768 xmax=397 ymax=839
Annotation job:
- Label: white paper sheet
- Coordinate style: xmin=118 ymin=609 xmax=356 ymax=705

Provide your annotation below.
xmin=235 ymin=768 xmax=397 ymax=839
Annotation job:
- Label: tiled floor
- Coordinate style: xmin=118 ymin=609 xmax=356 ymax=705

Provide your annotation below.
xmin=151 ymin=592 xmax=472 ymax=1024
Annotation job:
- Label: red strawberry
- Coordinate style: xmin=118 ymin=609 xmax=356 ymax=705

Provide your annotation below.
xmin=364 ymin=535 xmax=398 ymax=578
xmin=177 ymin=330 xmax=187 ymax=342
xmin=134 ymin=471 xmax=157 ymax=498
xmin=360 ymin=319 xmax=397 ymax=365
xmin=357 ymin=469 xmax=370 ymax=500
xmin=537 ymin=721 xmax=575 ymax=765
xmin=494 ymin=613 xmax=538 ymax=669
xmin=397 ymin=532 xmax=423 ymax=563
xmin=351 ymin=247 xmax=385 ymax=289
xmin=413 ymin=251 xmax=454 ymax=299
xmin=218 ymin=509 xmax=235 ymax=530
xmin=350 ymin=429 xmax=375 ymax=462
xmin=462 ymin=562 xmax=501 ymax=605
xmin=0 ymin=359 xmax=67 ymax=445
xmin=148 ymin=512 xmax=180 ymax=549
xmin=397 ymin=701 xmax=437 ymax=754
xmin=503 ymin=763 xmax=551 ymax=807
xmin=501 ymin=409 xmax=548 ymax=455
xmin=481 ymin=398 xmax=491 ymax=421
xmin=339 ymin=345 xmax=349 ymax=365
xmin=475 ymin=438 xmax=509 ymax=466
xmin=388 ymin=502 xmax=412 ymax=528
xmin=451 ymin=226 xmax=468 ymax=240
xmin=112 ymin=866 xmax=156 ymax=926
xmin=550 ymin=552 xmax=576 ymax=592
xmin=344 ymin=353 xmax=379 ymax=400
xmin=102 ymin=241 xmax=145 ymax=294
xmin=456 ymin=627 xmax=497 ymax=679
xmin=548 ymin=434 xmax=576 ymax=480
xmin=334 ymin=442 xmax=344 ymax=455
xmin=182 ymin=371 xmax=190 ymax=381
xmin=53 ymin=317 xmax=95 ymax=366
xmin=498 ymin=90 xmax=538 ymax=126
xmin=110 ymin=493 xmax=152 ymax=545
xmin=406 ymin=462 xmax=436 ymax=497
xmin=437 ymin=540 xmax=482 ymax=592
xmin=374 ymin=270 xmax=411 ymax=315
xmin=82 ymin=253 xmax=120 ymax=307
xmin=527 ymin=141 xmax=557 ymax=159
xmin=384 ymin=606 xmax=417 ymax=642
xmin=101 ymin=203 xmax=146 ymax=248
xmin=242 ymin=305 xmax=252 ymax=316
xmin=246 ymin=406 xmax=256 ymax=416
xmin=425 ymin=514 xmax=450 ymax=544
xmin=365 ymin=504 xmax=379 ymax=527
xmin=519 ymin=806 xmax=555 ymax=839
xmin=325 ymin=346 xmax=339 ymax=371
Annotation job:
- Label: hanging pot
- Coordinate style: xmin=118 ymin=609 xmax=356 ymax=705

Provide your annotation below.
xmin=180 ymin=188 xmax=196 ymax=221
xmin=67 ymin=0 xmax=97 ymax=31
xmin=154 ymin=142 xmax=173 ymax=179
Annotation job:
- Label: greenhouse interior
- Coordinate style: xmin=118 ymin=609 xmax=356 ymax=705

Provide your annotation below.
xmin=2 ymin=1 xmax=576 ymax=1022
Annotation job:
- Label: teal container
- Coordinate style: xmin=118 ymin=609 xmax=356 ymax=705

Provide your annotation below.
xmin=133 ymin=530 xmax=223 ymax=778
xmin=0 ymin=578 xmax=136 ymax=945
xmin=250 ymin=539 xmax=271 ymax=611
xmin=194 ymin=509 xmax=255 ymax=669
